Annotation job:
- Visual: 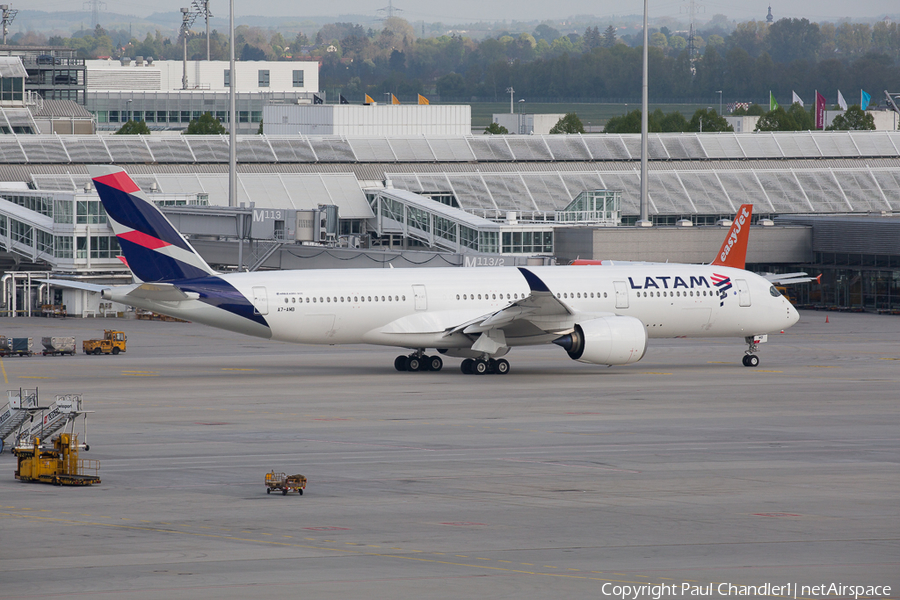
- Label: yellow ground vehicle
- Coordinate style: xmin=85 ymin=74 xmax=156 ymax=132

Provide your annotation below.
xmin=265 ymin=471 xmax=306 ymax=496
xmin=82 ymin=330 xmax=126 ymax=355
xmin=14 ymin=433 xmax=101 ymax=486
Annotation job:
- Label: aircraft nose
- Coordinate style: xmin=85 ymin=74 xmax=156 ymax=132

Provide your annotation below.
xmin=788 ymin=302 xmax=800 ymax=326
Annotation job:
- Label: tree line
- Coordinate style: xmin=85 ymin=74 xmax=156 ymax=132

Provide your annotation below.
xmin=17 ymin=17 xmax=900 ymax=105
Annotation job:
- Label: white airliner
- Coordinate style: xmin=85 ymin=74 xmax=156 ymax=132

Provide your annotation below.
xmin=54 ymin=166 xmax=800 ymax=374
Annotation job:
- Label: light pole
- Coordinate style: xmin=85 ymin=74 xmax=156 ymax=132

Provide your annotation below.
xmin=716 ymin=90 xmax=723 ymax=115
xmin=126 ymin=98 xmax=132 ymax=123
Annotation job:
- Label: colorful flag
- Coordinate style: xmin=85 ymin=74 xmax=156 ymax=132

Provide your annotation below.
xmin=391 ymin=94 xmax=400 ymax=105
xmin=792 ymin=91 xmax=804 ymax=107
xmin=837 ymin=90 xmax=847 ymax=110
xmin=815 ymin=91 xmax=826 ymax=129
xmin=861 ymin=90 xmax=871 ymax=111
xmin=339 ymin=95 xmax=349 ymax=105
xmin=769 ymin=91 xmax=778 ymax=111
xmin=418 ymin=94 xmax=429 ymax=105
xmin=364 ymin=93 xmax=374 ymax=104
xmin=313 ymin=94 xmax=323 ymax=105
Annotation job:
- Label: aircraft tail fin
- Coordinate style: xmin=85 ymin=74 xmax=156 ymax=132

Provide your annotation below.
xmin=90 ymin=165 xmax=217 ymax=283
xmin=711 ymin=204 xmax=753 ymax=269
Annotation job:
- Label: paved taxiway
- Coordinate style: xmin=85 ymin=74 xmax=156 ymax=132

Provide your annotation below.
xmin=0 ymin=311 xmax=898 ymax=599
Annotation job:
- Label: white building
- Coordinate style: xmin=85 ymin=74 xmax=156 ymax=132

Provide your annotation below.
xmin=263 ymin=104 xmax=471 ymax=136
xmin=492 ymin=113 xmax=565 ymax=135
xmin=724 ymin=115 xmax=760 ymax=133
xmin=85 ymin=59 xmax=318 ymax=93
xmin=824 ymin=109 xmax=898 ymax=131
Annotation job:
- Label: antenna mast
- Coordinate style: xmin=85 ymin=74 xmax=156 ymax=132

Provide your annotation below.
xmin=0 ymin=4 xmax=17 ymax=45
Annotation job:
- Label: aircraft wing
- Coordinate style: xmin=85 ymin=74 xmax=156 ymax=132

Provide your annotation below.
xmin=764 ymin=272 xmax=821 ymax=286
xmin=444 ymin=268 xmax=579 ymax=338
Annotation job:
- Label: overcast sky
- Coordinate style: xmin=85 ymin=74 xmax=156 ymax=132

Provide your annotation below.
xmin=24 ymin=0 xmax=898 ymax=24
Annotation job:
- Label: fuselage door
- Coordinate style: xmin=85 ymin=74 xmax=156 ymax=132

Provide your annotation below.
xmin=736 ymin=279 xmax=751 ymax=307
xmin=251 ymin=286 xmax=269 ymax=315
xmin=613 ymin=281 xmax=629 ymax=309
xmin=412 ymin=284 xmax=427 ymax=311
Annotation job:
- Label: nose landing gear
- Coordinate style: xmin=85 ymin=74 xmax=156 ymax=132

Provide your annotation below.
xmin=742 ymin=335 xmax=766 ymax=367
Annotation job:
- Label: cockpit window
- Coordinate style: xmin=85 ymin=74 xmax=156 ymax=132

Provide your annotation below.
xmin=769 ymin=286 xmax=782 ymax=297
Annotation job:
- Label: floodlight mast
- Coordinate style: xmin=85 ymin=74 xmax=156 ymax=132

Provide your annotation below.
xmin=637 ymin=0 xmax=651 ymax=227
xmin=228 ymin=0 xmax=236 ymax=209
xmin=191 ymin=0 xmax=212 ymax=60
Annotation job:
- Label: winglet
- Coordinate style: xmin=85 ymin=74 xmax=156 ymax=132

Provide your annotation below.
xmin=711 ymin=204 xmax=753 ymax=269
xmin=518 ymin=267 xmax=551 ymax=292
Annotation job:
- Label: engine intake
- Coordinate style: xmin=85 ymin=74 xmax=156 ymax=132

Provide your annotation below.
xmin=553 ymin=316 xmax=648 ymax=365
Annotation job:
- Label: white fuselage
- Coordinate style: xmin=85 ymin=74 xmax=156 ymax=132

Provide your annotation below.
xmin=123 ymin=264 xmax=799 ymax=351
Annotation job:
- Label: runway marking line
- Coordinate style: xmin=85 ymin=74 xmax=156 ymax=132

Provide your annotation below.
xmin=0 ymin=357 xmax=7 ymax=384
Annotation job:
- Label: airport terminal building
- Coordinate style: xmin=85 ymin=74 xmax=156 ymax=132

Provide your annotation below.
xmin=1 ymin=129 xmax=899 ymax=315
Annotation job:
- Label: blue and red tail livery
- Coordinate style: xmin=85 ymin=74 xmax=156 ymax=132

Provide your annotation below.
xmin=90 ymin=166 xmax=216 ymax=283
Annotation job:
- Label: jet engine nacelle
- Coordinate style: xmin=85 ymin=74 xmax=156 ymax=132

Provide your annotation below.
xmin=553 ymin=316 xmax=648 ymax=365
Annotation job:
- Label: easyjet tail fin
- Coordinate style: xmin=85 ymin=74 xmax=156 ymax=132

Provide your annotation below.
xmin=711 ymin=204 xmax=753 ymax=269
xmin=89 ymin=165 xmax=217 ymax=283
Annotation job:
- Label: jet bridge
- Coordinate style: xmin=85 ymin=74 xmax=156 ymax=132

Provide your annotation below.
xmin=368 ymin=187 xmax=503 ymax=254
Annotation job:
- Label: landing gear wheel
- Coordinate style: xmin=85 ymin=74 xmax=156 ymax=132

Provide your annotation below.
xmin=394 ymin=355 xmax=408 ymax=371
xmin=427 ymin=355 xmax=443 ymax=372
xmin=406 ymin=356 xmax=422 ymax=372
xmin=494 ymin=359 xmax=510 ymax=375
xmin=742 ymin=354 xmax=759 ymax=367
xmin=461 ymin=358 xmax=474 ymax=374
xmin=473 ymin=359 xmax=489 ymax=375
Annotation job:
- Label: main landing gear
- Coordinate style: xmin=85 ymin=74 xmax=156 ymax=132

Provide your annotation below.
xmin=742 ymin=335 xmax=761 ymax=367
xmin=460 ymin=357 xmax=510 ymax=375
xmin=394 ymin=352 xmax=443 ymax=372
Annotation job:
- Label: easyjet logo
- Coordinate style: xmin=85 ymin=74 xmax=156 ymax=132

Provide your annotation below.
xmin=719 ymin=207 xmax=750 ymax=263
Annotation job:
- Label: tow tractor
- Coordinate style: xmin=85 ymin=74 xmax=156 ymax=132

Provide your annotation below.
xmin=83 ymin=330 xmax=126 ymax=355
xmin=265 ymin=471 xmax=306 ymax=496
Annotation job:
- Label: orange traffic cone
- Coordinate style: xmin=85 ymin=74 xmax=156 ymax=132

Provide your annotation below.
xmin=825 ymin=315 xmax=829 ymax=323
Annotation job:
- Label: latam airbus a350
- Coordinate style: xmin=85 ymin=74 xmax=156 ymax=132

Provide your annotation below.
xmin=55 ymin=166 xmax=800 ymax=374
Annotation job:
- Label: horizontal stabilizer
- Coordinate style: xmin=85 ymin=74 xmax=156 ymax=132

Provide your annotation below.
xmin=46 ymin=279 xmax=110 ymax=293
xmin=125 ymin=282 xmax=199 ymax=302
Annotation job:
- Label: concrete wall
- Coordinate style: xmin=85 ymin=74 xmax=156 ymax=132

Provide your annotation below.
xmin=554 ymin=225 xmax=813 ymax=265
